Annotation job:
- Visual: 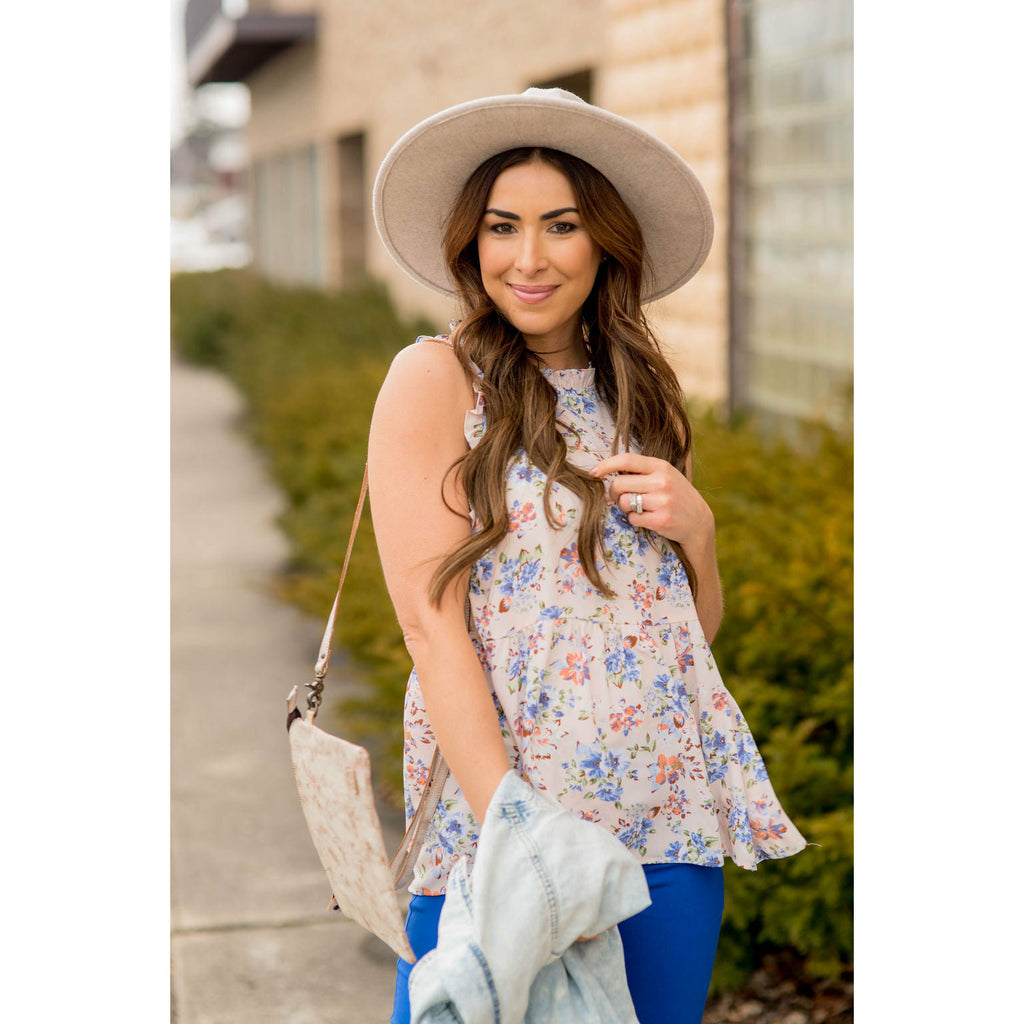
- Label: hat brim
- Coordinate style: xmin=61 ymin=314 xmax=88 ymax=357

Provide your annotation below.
xmin=372 ymin=91 xmax=714 ymax=304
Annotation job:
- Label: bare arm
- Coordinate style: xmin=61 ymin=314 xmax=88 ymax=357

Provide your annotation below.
xmin=678 ymin=450 xmax=724 ymax=642
xmin=367 ymin=341 xmax=511 ymax=823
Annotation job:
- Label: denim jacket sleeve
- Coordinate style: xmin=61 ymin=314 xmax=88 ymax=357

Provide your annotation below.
xmin=408 ymin=772 xmax=652 ymax=1024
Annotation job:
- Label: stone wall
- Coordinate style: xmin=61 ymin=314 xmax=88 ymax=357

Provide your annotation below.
xmin=599 ymin=0 xmax=730 ymax=406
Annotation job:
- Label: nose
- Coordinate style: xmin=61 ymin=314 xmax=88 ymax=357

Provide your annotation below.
xmin=514 ymin=229 xmax=548 ymax=275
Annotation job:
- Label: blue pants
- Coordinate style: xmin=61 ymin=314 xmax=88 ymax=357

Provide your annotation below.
xmin=391 ymin=862 xmax=724 ymax=1024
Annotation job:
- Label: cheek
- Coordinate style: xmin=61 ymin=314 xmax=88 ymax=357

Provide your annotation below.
xmin=475 ymin=238 xmax=506 ymax=305
xmin=476 ymin=234 xmax=502 ymax=280
xmin=571 ymin=243 xmax=602 ymax=290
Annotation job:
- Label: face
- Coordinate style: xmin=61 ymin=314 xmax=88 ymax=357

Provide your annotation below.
xmin=476 ymin=160 xmax=602 ymax=357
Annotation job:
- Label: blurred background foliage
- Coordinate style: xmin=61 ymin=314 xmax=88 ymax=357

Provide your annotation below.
xmin=171 ymin=269 xmax=852 ymax=993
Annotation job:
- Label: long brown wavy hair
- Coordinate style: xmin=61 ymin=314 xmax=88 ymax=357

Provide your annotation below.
xmin=428 ymin=147 xmax=698 ymax=604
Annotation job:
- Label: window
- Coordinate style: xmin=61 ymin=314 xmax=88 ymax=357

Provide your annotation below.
xmin=727 ymin=0 xmax=853 ymax=429
xmin=252 ymin=143 xmax=323 ymax=286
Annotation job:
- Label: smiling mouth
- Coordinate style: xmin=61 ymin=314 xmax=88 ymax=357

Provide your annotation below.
xmin=508 ymin=284 xmax=558 ymax=304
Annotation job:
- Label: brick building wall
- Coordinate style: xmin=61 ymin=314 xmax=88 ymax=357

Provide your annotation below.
xmin=599 ymin=0 xmax=730 ymax=404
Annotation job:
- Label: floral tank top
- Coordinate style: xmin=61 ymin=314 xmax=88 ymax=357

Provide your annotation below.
xmin=402 ymin=339 xmax=806 ymax=895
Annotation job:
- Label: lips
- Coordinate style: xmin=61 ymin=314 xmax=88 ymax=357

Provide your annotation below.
xmin=508 ymin=284 xmax=558 ymax=304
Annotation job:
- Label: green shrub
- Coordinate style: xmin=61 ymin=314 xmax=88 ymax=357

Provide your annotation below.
xmin=171 ymin=269 xmax=852 ymax=992
xmin=692 ymin=415 xmax=852 ymax=990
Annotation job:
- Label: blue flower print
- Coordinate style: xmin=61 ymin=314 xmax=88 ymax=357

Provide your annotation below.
xmin=496 ymin=547 xmax=544 ymax=612
xmin=509 ymin=456 xmax=543 ymax=486
xmin=604 ymin=503 xmax=652 ymax=556
xmin=516 ymin=677 xmax=557 ymax=738
xmin=570 ymin=741 xmax=628 ymax=803
xmin=561 ymin=387 xmax=598 ymax=417
xmin=651 ymin=671 xmax=676 ymax=702
xmin=469 ymin=553 xmax=494 ymax=596
xmin=728 ymin=803 xmax=753 ymax=847
xmin=605 ymin=641 xmax=641 ymax=688
xmin=617 ymin=805 xmax=657 ymax=852
xmin=650 ymin=672 xmax=690 ymax=738
xmin=505 ymin=634 xmax=531 ymax=689
xmin=578 ymin=742 xmax=605 ymax=780
xmin=655 ymin=549 xmax=692 ymax=608
xmin=601 ymin=513 xmax=635 ymax=567
xmin=437 ymin=815 xmax=465 ymax=855
xmin=596 ymin=777 xmax=624 ymax=803
xmin=733 ymin=730 xmax=755 ymax=768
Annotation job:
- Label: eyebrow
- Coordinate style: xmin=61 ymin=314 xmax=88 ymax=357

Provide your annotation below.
xmin=483 ymin=207 xmax=580 ymax=221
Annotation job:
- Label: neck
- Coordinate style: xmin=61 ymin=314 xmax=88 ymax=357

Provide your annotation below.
xmin=527 ymin=339 xmax=589 ymax=371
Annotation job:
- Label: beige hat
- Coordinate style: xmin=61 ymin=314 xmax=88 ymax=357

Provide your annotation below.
xmin=372 ymin=88 xmax=714 ymax=304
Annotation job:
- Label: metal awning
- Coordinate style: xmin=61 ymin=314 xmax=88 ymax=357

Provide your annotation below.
xmin=187 ymin=12 xmax=317 ymax=87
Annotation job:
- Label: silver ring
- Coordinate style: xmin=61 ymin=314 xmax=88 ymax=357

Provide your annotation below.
xmin=630 ymin=492 xmax=643 ymax=515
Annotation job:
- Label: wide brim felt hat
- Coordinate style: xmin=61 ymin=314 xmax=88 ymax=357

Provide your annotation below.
xmin=372 ymin=88 xmax=714 ymax=304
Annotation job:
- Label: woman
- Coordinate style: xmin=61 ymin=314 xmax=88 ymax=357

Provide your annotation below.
xmin=368 ymin=89 xmax=806 ymax=1024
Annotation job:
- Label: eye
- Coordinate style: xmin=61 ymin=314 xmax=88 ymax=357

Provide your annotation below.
xmin=487 ymin=222 xmax=516 ymax=235
xmin=549 ymin=221 xmax=579 ymax=235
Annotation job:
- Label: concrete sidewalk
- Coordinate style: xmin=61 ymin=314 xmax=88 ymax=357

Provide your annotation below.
xmin=171 ymin=356 xmax=405 ymax=1023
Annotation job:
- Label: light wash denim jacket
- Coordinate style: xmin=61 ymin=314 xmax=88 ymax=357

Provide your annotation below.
xmin=408 ymin=772 xmax=652 ymax=1023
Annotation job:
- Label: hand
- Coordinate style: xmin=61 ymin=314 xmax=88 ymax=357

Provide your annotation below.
xmin=589 ymin=452 xmax=714 ymax=550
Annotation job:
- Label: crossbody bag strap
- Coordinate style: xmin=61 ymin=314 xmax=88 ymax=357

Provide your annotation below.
xmin=305 ymin=462 xmax=451 ymax=890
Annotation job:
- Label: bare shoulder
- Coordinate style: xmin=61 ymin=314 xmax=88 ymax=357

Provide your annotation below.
xmin=378 ymin=337 xmax=474 ymax=415
xmin=371 ymin=338 xmax=475 ymax=454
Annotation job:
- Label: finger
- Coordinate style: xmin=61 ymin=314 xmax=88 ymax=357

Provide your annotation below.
xmin=618 ymin=490 xmax=660 ymax=515
xmin=589 ymin=452 xmax=659 ymax=478
xmin=620 ymin=489 xmax=666 ymax=517
xmin=607 ymin=473 xmax=652 ymax=503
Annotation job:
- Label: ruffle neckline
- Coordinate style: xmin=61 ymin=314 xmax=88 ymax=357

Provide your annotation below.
xmin=539 ymin=365 xmax=596 ymax=390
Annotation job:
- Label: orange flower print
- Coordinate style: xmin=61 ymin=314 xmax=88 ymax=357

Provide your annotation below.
xmin=630 ymin=580 xmax=654 ymax=613
xmin=558 ymin=651 xmax=590 ymax=686
xmin=677 ymin=643 xmax=695 ymax=672
xmin=712 ymin=691 xmax=729 ymax=711
xmin=557 ymin=544 xmax=586 ymax=594
xmin=609 ymin=703 xmax=641 ymax=733
xmin=649 ymin=753 xmax=686 ymax=788
xmin=508 ymin=499 xmax=537 ymax=537
xmin=662 ymin=790 xmax=690 ymax=818
xmin=751 ymin=817 xmax=788 ymax=842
